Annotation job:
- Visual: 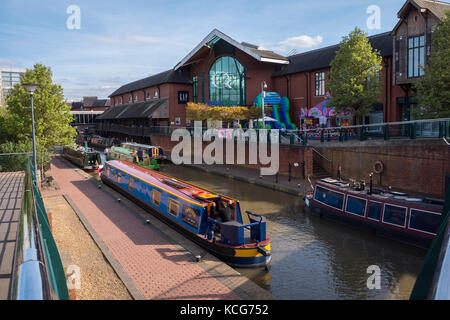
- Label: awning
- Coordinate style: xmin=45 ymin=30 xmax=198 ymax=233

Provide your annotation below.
xmin=96 ymin=98 xmax=169 ymax=120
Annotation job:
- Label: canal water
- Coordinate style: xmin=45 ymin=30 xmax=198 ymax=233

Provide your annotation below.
xmin=96 ymin=152 xmax=425 ymax=299
xmin=159 ymin=163 xmax=426 ymax=300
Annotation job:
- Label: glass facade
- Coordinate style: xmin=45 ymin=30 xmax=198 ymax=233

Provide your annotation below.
xmin=209 ymin=56 xmax=245 ymax=106
xmin=2 ymin=70 xmax=24 ymax=98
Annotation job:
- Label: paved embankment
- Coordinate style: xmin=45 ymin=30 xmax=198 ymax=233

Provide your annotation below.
xmin=43 ymin=156 xmax=274 ymax=300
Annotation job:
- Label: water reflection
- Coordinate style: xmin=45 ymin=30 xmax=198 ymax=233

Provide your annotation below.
xmin=160 ymin=163 xmax=426 ymax=300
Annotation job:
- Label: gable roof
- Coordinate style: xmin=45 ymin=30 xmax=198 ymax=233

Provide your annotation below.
xmin=109 ymin=69 xmax=190 ymax=97
xmin=174 ymin=29 xmax=289 ymax=70
xmin=393 ymin=0 xmax=450 ymax=32
xmin=273 ymin=32 xmax=393 ymax=77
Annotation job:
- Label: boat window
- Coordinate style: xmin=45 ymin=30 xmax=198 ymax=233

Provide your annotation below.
xmin=117 ymin=171 xmax=122 ymax=183
xmin=313 ymin=186 xmax=344 ymax=210
xmin=367 ymin=202 xmax=383 ymax=221
xmin=129 ymin=177 xmax=134 ymax=191
xmin=106 ymin=166 xmax=110 ymax=177
xmin=383 ymin=204 xmax=406 ymax=227
xmin=409 ymin=209 xmax=441 ymax=234
xmin=345 ymin=196 xmax=366 ymax=216
xmin=151 ymin=189 xmax=161 ymax=206
xmin=168 ymin=198 xmax=180 ymax=217
xmin=182 ymin=205 xmax=200 ymax=228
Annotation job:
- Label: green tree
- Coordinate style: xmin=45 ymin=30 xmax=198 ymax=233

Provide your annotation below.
xmin=327 ymin=27 xmax=382 ymax=123
xmin=413 ymin=11 xmax=450 ymax=119
xmin=5 ymin=63 xmax=76 ymax=149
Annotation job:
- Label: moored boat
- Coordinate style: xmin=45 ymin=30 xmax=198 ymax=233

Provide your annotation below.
xmin=101 ymin=160 xmax=271 ymax=268
xmin=305 ymin=177 xmax=444 ymax=248
xmin=62 ymin=145 xmax=103 ymax=171
xmin=106 ymin=142 xmax=162 ymax=170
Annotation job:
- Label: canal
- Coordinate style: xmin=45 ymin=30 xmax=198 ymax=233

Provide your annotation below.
xmin=96 ymin=151 xmax=425 ymax=299
xmin=159 ymin=163 xmax=426 ymax=300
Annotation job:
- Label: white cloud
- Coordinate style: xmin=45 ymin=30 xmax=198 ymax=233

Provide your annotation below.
xmin=261 ymin=35 xmax=323 ymax=54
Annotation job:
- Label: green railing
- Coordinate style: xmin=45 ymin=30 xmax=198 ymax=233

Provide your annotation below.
xmin=8 ymin=153 xmax=69 ymax=300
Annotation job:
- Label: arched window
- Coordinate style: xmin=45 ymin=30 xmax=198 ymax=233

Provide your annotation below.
xmin=209 ymin=56 xmax=245 ymax=106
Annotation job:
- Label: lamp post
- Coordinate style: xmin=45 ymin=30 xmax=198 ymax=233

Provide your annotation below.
xmin=23 ymin=83 xmax=39 ymax=182
xmin=261 ymin=81 xmax=267 ymax=128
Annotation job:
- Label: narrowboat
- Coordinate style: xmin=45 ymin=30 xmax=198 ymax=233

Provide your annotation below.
xmin=89 ymin=136 xmax=120 ymax=150
xmin=62 ymin=145 xmax=103 ymax=171
xmin=305 ymin=177 xmax=444 ymax=248
xmin=101 ymin=160 xmax=271 ymax=268
xmin=106 ymin=142 xmax=162 ymax=170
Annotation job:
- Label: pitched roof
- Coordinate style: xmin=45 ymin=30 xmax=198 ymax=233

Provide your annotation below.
xmin=398 ymin=0 xmax=450 ymax=20
xmin=109 ymin=70 xmax=191 ymax=97
xmin=174 ymin=29 xmax=289 ymax=70
xmin=96 ymin=98 xmax=169 ymax=120
xmin=273 ymin=32 xmax=393 ymax=77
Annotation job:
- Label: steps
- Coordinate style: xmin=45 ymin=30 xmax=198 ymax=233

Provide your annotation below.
xmin=312 ymin=160 xmax=330 ymax=179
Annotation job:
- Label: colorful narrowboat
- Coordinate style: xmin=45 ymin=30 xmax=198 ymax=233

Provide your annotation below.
xmin=106 ymin=142 xmax=163 ymax=170
xmin=62 ymin=145 xmax=103 ymax=171
xmin=305 ymin=177 xmax=444 ymax=248
xmin=101 ymin=160 xmax=271 ymax=268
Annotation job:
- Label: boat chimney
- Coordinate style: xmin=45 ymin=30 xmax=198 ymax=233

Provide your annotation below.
xmin=369 ymin=172 xmax=373 ymax=195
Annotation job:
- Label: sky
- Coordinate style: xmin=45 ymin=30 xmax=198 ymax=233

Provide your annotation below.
xmin=0 ymin=0 xmax=408 ymax=101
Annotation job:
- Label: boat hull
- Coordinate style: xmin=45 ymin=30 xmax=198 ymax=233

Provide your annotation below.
xmin=101 ymin=174 xmax=271 ymax=268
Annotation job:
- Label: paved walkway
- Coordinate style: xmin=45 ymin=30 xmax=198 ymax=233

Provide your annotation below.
xmin=43 ymin=156 xmax=272 ymax=300
xmin=0 ymin=171 xmax=24 ymax=300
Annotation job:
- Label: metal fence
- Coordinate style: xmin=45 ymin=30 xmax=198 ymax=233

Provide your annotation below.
xmin=3 ymin=153 xmax=69 ymax=300
xmin=96 ymin=118 xmax=450 ymax=146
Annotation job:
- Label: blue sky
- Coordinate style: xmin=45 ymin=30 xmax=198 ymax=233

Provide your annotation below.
xmin=0 ymin=0 xmax=406 ymax=100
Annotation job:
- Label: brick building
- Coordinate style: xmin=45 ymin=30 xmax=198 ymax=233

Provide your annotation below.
xmin=97 ymin=0 xmax=450 ymax=142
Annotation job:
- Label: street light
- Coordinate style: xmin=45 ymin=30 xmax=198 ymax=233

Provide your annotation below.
xmin=261 ymin=81 xmax=267 ymax=128
xmin=23 ymin=83 xmax=39 ymax=183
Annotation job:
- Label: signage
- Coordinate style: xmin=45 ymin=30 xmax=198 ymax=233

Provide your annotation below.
xmin=210 ymin=71 xmax=233 ymax=89
xmin=178 ymin=91 xmax=189 ymax=104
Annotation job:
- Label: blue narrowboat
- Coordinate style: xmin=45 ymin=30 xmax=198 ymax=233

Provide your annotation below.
xmin=305 ymin=177 xmax=444 ymax=248
xmin=101 ymin=160 xmax=271 ymax=268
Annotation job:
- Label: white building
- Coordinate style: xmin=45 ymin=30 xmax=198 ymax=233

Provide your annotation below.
xmin=0 ymin=67 xmax=26 ymax=108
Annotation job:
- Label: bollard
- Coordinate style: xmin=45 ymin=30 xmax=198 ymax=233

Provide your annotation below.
xmin=288 ymin=163 xmax=292 ymax=182
xmin=301 ymin=160 xmax=305 ymax=179
xmin=384 ymin=124 xmax=390 ymax=140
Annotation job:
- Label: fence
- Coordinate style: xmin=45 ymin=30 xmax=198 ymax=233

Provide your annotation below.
xmin=3 ymin=153 xmax=69 ymax=300
xmin=96 ymin=118 xmax=450 ymax=146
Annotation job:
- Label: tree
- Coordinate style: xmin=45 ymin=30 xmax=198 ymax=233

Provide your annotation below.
xmin=4 ymin=63 xmax=76 ymax=150
xmin=413 ymin=11 xmax=450 ymax=119
xmin=327 ymin=27 xmax=382 ymax=123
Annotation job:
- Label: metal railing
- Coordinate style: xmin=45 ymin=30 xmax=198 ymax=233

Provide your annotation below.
xmin=7 ymin=154 xmax=69 ymax=300
xmin=95 ymin=118 xmax=450 ymax=146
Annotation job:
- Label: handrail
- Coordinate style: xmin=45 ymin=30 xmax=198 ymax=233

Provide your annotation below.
xmin=10 ymin=158 xmax=69 ymax=300
xmin=11 ymin=163 xmax=52 ymax=299
xmin=430 ymin=214 xmax=450 ymax=299
xmin=312 ymin=147 xmax=331 ymax=162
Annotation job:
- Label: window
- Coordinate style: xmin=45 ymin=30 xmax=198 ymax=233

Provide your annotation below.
xmin=367 ymin=202 xmax=383 ymax=221
xmin=134 ymin=95 xmax=138 ymax=102
xmin=345 ymin=196 xmax=367 ymax=216
xmin=409 ymin=209 xmax=441 ymax=234
xmin=192 ymin=75 xmax=198 ymax=103
xmin=146 ymin=92 xmax=150 ymax=100
xmin=167 ymin=198 xmax=180 ymax=217
xmin=154 ymin=91 xmax=158 ymax=98
xmin=128 ymin=177 xmax=134 ymax=191
xmin=128 ymin=96 xmax=132 ymax=102
xmin=106 ymin=166 xmax=110 ymax=177
xmin=117 ymin=171 xmax=122 ymax=183
xmin=182 ymin=205 xmax=200 ymax=228
xmin=175 ymin=117 xmax=181 ymax=125
xmin=313 ymin=186 xmax=344 ymax=210
xmin=119 ymin=97 xmax=123 ymax=104
xmin=408 ymin=35 xmax=425 ymax=78
xmin=315 ymin=72 xmax=325 ymax=96
xmin=151 ymin=189 xmax=161 ymax=206
xmin=383 ymin=204 xmax=406 ymax=227
xmin=209 ymin=56 xmax=245 ymax=106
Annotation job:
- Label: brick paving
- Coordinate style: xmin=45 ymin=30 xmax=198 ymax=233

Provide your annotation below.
xmin=0 ymin=171 xmax=24 ymax=300
xmin=43 ymin=156 xmax=245 ymax=300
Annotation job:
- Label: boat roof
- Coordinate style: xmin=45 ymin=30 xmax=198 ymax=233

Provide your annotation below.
xmin=111 ymin=146 xmax=136 ymax=155
xmin=316 ymin=178 xmax=443 ymax=212
xmin=121 ymin=142 xmax=161 ymax=149
xmin=106 ymin=160 xmax=236 ymax=206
